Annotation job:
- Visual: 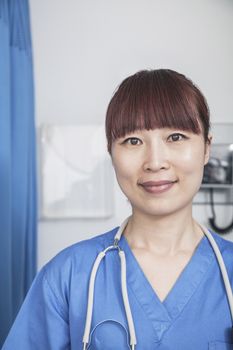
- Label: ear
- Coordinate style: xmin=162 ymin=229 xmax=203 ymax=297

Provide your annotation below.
xmin=204 ymin=134 xmax=213 ymax=165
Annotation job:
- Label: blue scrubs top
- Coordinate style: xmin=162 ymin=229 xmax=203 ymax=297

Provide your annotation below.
xmin=2 ymin=227 xmax=233 ymax=349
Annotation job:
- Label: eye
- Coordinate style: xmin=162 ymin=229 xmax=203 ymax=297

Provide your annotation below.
xmin=168 ymin=133 xmax=187 ymax=142
xmin=123 ymin=137 xmax=142 ymax=146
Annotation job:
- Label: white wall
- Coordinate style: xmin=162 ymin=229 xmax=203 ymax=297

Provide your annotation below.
xmin=29 ymin=0 xmax=233 ymax=269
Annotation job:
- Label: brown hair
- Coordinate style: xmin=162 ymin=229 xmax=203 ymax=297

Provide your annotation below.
xmin=105 ymin=69 xmax=210 ymax=153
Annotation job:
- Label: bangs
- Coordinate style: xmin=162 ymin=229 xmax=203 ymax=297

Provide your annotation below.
xmin=106 ymin=70 xmax=209 ymax=152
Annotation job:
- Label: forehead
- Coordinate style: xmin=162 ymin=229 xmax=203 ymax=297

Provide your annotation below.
xmin=116 ymin=125 xmax=203 ymax=139
xmin=107 ymin=86 xmax=203 ymax=142
xmin=106 ymin=70 xmax=209 ymax=153
xmin=112 ymin=117 xmax=203 ymax=141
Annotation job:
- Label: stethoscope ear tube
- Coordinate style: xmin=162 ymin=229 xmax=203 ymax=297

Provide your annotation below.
xmin=119 ymin=250 xmax=137 ymax=348
xmin=82 ymin=251 xmax=106 ymax=349
xmin=82 ymin=242 xmax=137 ymax=349
xmin=200 ymin=224 xmax=233 ymax=326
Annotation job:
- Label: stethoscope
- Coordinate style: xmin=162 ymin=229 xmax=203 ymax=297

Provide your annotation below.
xmin=82 ymin=217 xmax=233 ymax=349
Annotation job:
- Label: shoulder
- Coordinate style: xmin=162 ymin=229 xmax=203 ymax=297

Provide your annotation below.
xmin=208 ymin=229 xmax=233 ymax=270
xmin=42 ymin=226 xmax=119 ymax=280
xmin=210 ymin=230 xmax=233 ymax=254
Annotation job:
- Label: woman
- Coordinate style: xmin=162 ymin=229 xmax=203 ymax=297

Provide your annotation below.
xmin=3 ymin=69 xmax=233 ymax=349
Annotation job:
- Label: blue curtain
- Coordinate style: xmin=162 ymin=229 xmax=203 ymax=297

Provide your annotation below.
xmin=0 ymin=0 xmax=37 ymax=345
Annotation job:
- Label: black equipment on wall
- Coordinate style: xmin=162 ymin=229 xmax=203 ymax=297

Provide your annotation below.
xmin=208 ymin=188 xmax=233 ymax=234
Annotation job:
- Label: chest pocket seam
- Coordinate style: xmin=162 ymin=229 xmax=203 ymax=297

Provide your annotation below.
xmin=209 ymin=341 xmax=233 ymax=350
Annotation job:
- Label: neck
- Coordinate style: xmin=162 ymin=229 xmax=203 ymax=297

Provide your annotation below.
xmin=124 ymin=208 xmax=204 ymax=256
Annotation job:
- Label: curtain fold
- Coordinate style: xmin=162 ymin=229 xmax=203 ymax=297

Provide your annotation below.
xmin=0 ymin=0 xmax=37 ymax=345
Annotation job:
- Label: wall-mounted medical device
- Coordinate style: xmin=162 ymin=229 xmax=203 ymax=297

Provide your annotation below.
xmin=203 ymin=143 xmax=233 ymax=186
xmin=197 ymin=123 xmax=233 ymax=234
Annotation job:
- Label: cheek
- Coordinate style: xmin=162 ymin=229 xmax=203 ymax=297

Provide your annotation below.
xmin=112 ymin=154 xmax=139 ymax=180
xmin=178 ymin=146 xmax=206 ymax=176
xmin=114 ymin=163 xmax=136 ymax=187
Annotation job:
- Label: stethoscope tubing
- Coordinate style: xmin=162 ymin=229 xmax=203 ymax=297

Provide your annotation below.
xmin=83 ymin=217 xmax=233 ymax=348
xmin=199 ymin=224 xmax=233 ymax=321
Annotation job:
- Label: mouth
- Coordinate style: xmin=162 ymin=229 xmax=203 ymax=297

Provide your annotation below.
xmin=139 ymin=180 xmax=178 ymax=194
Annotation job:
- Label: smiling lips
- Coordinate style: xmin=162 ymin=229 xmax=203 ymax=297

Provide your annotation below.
xmin=139 ymin=180 xmax=177 ymax=194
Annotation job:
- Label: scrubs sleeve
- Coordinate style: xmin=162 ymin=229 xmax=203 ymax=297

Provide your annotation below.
xmin=2 ymin=266 xmax=70 ymax=350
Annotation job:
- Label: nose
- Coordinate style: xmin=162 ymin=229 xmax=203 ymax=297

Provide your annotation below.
xmin=143 ymin=142 xmax=170 ymax=172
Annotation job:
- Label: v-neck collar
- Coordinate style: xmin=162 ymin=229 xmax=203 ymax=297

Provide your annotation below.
xmin=118 ymin=230 xmax=217 ymax=341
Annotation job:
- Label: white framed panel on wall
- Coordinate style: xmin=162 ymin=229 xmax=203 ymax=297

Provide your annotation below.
xmin=39 ymin=124 xmax=114 ymax=219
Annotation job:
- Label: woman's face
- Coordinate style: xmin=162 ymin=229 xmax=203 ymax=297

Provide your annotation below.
xmin=111 ymin=127 xmax=211 ymax=218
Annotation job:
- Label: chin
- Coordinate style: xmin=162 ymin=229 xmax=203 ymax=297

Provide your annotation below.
xmin=133 ymin=197 xmax=193 ymax=218
xmin=133 ymin=204 xmax=177 ymax=218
